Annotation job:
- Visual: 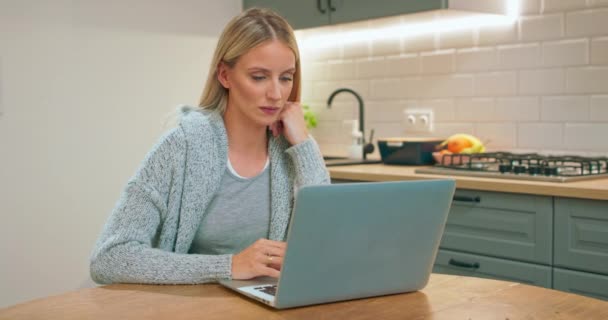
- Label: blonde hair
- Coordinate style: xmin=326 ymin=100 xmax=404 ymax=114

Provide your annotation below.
xmin=199 ymin=8 xmax=301 ymax=113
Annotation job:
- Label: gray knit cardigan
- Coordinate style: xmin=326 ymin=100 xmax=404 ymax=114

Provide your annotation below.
xmin=90 ymin=107 xmax=330 ymax=284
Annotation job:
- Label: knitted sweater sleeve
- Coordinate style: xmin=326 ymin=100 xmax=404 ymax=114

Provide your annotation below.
xmin=285 ymin=136 xmax=331 ymax=187
xmin=89 ymin=128 xmax=231 ymax=284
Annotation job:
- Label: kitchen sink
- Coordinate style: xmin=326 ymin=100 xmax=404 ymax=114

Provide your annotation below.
xmin=323 ymin=156 xmax=382 ymax=166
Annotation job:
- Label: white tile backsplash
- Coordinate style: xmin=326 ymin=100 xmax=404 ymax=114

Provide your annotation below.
xmin=421 ymin=50 xmax=454 ymax=74
xmin=542 ymin=39 xmax=588 ymax=66
xmin=540 ymin=95 xmax=590 ymax=121
xmin=356 ymin=58 xmax=388 ymax=79
xmin=474 ymin=72 xmax=517 ymax=96
xmin=478 ymin=24 xmax=518 ymax=45
xmin=519 ymin=68 xmax=565 ymax=94
xmin=402 ymin=33 xmax=436 ymax=53
xmin=438 ymin=28 xmax=475 ymax=49
xmin=518 ymin=123 xmax=564 ymax=148
xmin=419 ymin=75 xmax=474 ymax=98
xmin=343 ymin=40 xmax=371 ymax=59
xmin=590 ymin=95 xmax=608 ymax=120
xmin=495 ymin=97 xmax=541 ymax=121
xmin=299 ymin=4 xmax=608 ymax=153
xmin=564 ymin=123 xmax=608 ymax=149
xmin=498 ymin=43 xmax=542 ymax=69
xmin=566 ymin=67 xmax=608 ymax=93
xmin=455 ymin=47 xmax=497 ymax=72
xmin=590 ymin=37 xmax=608 ymax=65
xmin=327 ymin=60 xmax=356 ymax=81
xmin=566 ymin=8 xmax=608 ymax=37
xmin=542 ymin=0 xmax=589 ymax=13
xmin=418 ymin=99 xmax=456 ymax=121
xmin=384 ymin=54 xmax=420 ymax=77
xmin=455 ymin=98 xmax=495 ymax=121
xmin=370 ymin=78 xmax=405 ymax=100
xmin=520 ymin=14 xmax=564 ymax=41
xmin=475 ymin=123 xmax=517 ymax=149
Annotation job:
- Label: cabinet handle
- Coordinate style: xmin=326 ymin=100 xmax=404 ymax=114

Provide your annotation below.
xmin=328 ymin=0 xmax=337 ymax=12
xmin=448 ymin=258 xmax=480 ymax=269
xmin=452 ymin=195 xmax=481 ymax=203
xmin=317 ymin=0 xmax=327 ymax=13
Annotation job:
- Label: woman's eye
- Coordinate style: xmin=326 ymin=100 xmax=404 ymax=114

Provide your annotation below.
xmin=251 ymin=75 xmax=266 ymax=81
xmin=280 ymin=76 xmax=293 ymax=82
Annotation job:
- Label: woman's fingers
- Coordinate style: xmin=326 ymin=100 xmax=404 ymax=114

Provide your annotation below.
xmin=277 ymin=102 xmax=308 ymax=145
xmin=261 ymin=266 xmax=281 ymax=278
xmin=232 ymin=239 xmax=287 ymax=280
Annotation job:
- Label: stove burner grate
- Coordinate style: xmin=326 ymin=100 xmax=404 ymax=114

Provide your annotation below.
xmin=435 ymin=152 xmax=608 ymax=177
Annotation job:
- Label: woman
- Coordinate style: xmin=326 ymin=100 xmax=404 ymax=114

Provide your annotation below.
xmin=90 ymin=8 xmax=330 ymax=284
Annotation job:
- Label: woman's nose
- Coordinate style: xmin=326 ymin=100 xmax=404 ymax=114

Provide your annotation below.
xmin=266 ymin=80 xmax=282 ymax=101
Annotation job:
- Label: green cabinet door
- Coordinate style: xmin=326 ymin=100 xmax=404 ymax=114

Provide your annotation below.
xmin=243 ymin=0 xmax=448 ymax=29
xmin=434 ymin=249 xmax=552 ymax=288
xmin=440 ymin=190 xmax=553 ymax=264
xmin=329 ymin=0 xmax=447 ymax=25
xmin=554 ymin=268 xmax=608 ymax=301
xmin=243 ymin=0 xmax=330 ymax=29
xmin=554 ymin=197 xmax=608 ymax=275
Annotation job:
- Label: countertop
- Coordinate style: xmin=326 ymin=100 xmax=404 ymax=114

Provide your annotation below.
xmin=328 ymin=164 xmax=608 ymax=200
xmin=2 ymin=274 xmax=607 ymax=319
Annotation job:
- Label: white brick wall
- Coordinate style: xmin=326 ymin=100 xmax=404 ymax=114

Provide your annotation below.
xmin=540 ymin=96 xmax=589 ymax=121
xmin=498 ymin=44 xmax=541 ymax=69
xmin=519 ymin=68 xmax=565 ymax=94
xmin=591 ymin=95 xmax=608 ymax=120
xmin=542 ymin=39 xmax=588 ymax=66
xmin=421 ymin=50 xmax=454 ymax=74
xmin=298 ymin=3 xmax=608 ymax=155
xmin=591 ymin=37 xmax=608 ymax=65
xmin=520 ymin=14 xmax=564 ymax=41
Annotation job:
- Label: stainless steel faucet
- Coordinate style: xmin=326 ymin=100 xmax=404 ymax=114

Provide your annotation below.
xmin=327 ymin=88 xmax=374 ymax=160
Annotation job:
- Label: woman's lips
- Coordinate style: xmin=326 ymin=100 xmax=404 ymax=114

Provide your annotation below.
xmin=260 ymin=107 xmax=280 ymax=115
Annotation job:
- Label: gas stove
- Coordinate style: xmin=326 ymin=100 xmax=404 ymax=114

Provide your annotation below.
xmin=415 ymin=152 xmax=608 ymax=182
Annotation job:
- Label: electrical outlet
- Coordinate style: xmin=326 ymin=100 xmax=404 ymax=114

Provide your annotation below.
xmin=403 ymin=109 xmax=434 ymax=133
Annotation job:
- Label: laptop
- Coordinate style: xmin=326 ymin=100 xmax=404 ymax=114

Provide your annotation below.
xmin=220 ymin=179 xmax=456 ymax=309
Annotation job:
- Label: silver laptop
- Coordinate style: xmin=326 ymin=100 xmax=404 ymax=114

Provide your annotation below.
xmin=220 ymin=179 xmax=456 ymax=309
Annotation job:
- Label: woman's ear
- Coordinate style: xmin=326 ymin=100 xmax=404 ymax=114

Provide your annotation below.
xmin=217 ymin=62 xmax=230 ymax=89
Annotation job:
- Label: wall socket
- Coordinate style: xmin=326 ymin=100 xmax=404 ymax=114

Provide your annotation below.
xmin=403 ymin=109 xmax=434 ymax=133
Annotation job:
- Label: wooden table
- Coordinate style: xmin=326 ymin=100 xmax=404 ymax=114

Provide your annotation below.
xmin=2 ymin=274 xmax=607 ymax=319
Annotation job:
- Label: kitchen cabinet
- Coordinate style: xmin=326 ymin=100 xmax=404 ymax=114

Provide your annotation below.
xmin=441 ymin=190 xmax=553 ymax=264
xmin=434 ymin=249 xmax=552 ymax=287
xmin=553 ymin=197 xmax=608 ymax=299
xmin=553 ymin=268 xmax=608 ymax=301
xmin=242 ymin=0 xmax=447 ymax=29
xmin=433 ymin=190 xmax=553 ymax=289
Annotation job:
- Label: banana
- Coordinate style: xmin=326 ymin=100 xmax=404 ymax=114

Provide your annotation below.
xmin=439 ymin=133 xmax=485 ymax=154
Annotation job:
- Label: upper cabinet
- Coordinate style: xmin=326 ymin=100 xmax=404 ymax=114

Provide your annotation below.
xmin=243 ymin=0 xmax=448 ymax=29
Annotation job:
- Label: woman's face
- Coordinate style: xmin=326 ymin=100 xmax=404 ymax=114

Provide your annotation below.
xmin=219 ymin=40 xmax=296 ymax=128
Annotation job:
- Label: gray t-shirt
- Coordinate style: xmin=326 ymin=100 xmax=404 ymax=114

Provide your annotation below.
xmin=189 ymin=160 xmax=271 ymax=255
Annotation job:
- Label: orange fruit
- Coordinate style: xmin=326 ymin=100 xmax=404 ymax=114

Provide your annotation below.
xmin=447 ymin=137 xmax=473 ymax=153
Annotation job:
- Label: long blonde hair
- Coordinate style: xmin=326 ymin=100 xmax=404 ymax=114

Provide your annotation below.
xmin=199 ymin=8 xmax=301 ymax=113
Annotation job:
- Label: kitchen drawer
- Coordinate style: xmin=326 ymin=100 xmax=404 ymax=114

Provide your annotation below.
xmin=554 ymin=198 xmax=608 ymax=275
xmin=554 ymin=268 xmax=608 ymax=301
xmin=433 ymin=249 xmax=552 ymax=288
xmin=440 ymin=190 xmax=553 ymax=264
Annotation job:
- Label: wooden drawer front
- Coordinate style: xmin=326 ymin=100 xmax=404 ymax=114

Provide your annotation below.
xmin=440 ymin=190 xmax=553 ymax=264
xmin=433 ymin=249 xmax=552 ymax=288
xmin=554 ymin=268 xmax=608 ymax=301
xmin=554 ymin=198 xmax=608 ymax=275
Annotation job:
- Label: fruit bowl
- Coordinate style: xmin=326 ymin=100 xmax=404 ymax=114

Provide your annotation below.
xmin=432 ymin=152 xmax=470 ymax=166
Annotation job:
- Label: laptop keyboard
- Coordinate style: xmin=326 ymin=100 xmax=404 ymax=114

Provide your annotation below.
xmin=254 ymin=285 xmax=277 ymax=296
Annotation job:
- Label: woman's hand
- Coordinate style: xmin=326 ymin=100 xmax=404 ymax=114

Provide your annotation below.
xmin=231 ymin=238 xmax=287 ymax=280
xmin=269 ymin=102 xmax=309 ymax=146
